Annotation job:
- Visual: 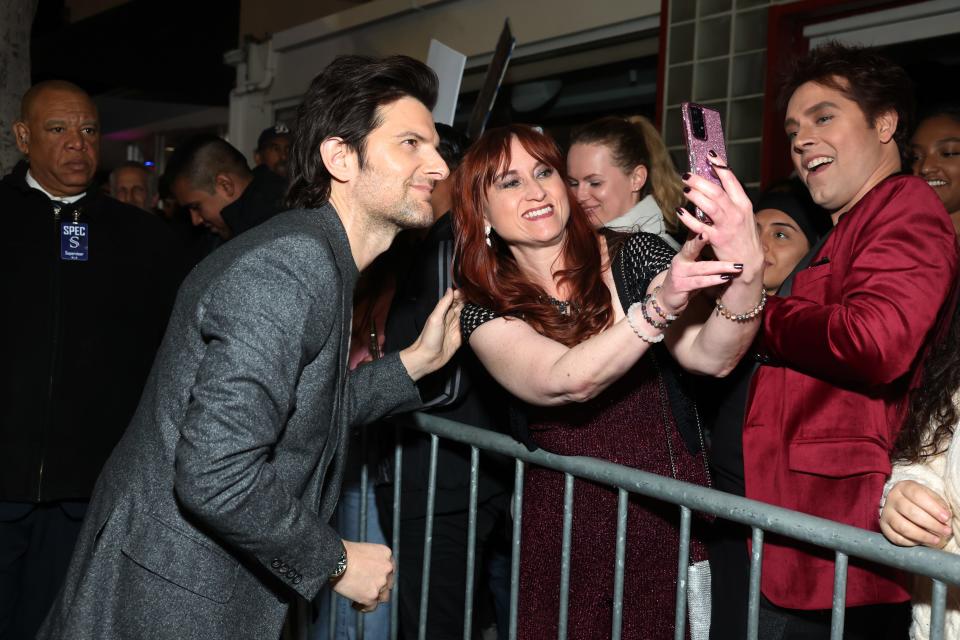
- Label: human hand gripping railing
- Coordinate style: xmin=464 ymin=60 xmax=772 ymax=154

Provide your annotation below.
xmin=401 ymin=411 xmax=960 ymax=640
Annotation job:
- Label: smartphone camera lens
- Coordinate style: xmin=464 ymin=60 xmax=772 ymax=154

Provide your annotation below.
xmin=691 ymin=106 xmax=707 ymax=141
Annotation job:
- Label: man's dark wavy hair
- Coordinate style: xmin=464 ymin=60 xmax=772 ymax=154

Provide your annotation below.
xmin=778 ymin=41 xmax=915 ymax=156
xmin=285 ymin=55 xmax=438 ymax=209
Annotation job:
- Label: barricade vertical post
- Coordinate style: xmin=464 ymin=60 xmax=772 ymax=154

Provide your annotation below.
xmin=358 ymin=425 xmax=369 ymax=638
xmin=557 ymin=473 xmax=575 ymax=640
xmin=391 ymin=424 xmax=403 ymax=640
xmin=463 ymin=446 xmax=480 ymax=640
xmin=931 ymin=579 xmax=947 ymax=640
xmin=329 ymin=588 xmax=337 ymax=639
xmin=611 ymin=488 xmax=628 ymax=640
xmin=674 ymin=506 xmax=691 ymax=640
xmin=830 ymin=551 xmax=848 ymax=640
xmin=747 ymin=527 xmax=764 ymax=640
xmin=417 ymin=434 xmax=440 ymax=640
xmin=508 ymin=460 xmax=525 ymax=640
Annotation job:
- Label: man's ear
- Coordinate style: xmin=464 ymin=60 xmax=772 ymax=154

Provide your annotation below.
xmin=13 ymin=122 xmax=30 ymax=155
xmin=215 ymin=173 xmax=237 ymax=198
xmin=876 ymin=110 xmax=899 ymax=144
xmin=320 ymin=137 xmax=358 ymax=184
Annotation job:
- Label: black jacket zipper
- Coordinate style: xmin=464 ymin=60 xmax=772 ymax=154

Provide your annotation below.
xmin=37 ymin=203 xmax=64 ymax=501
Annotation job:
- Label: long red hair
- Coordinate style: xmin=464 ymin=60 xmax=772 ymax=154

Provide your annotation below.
xmin=452 ymin=124 xmax=613 ymax=347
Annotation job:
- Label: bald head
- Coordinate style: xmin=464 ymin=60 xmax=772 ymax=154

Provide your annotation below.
xmin=20 ymin=80 xmax=94 ymax=121
xmin=13 ymin=80 xmax=100 ymax=197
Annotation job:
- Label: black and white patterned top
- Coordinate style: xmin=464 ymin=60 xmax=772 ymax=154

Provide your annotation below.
xmin=461 ymin=232 xmax=676 ymax=341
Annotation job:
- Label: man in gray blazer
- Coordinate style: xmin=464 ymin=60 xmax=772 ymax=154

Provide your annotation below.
xmin=39 ymin=54 xmax=458 ymax=639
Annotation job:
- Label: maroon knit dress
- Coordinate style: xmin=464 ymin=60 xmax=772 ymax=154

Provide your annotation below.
xmin=516 ymin=353 xmax=708 ymax=640
xmin=460 ymin=232 xmax=708 ymax=639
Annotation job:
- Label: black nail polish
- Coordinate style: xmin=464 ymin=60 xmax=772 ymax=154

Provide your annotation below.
xmin=720 ymin=274 xmax=732 ymax=280
xmin=708 ymin=149 xmax=717 ymax=158
xmin=675 ymin=207 xmax=685 ymax=216
xmin=734 ymin=263 xmax=744 ymax=270
xmin=683 ymin=186 xmax=691 ymax=194
xmin=681 ymin=172 xmax=691 ymax=181
xmin=699 ymin=233 xmax=704 ymax=240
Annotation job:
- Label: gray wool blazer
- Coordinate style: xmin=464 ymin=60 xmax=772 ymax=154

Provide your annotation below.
xmin=38 ymin=204 xmax=422 ymax=640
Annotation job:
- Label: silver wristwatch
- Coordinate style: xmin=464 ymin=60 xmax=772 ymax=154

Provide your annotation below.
xmin=330 ymin=545 xmax=348 ymax=580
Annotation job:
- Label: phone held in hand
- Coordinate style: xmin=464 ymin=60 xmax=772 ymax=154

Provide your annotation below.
xmin=681 ymin=102 xmax=729 ymax=225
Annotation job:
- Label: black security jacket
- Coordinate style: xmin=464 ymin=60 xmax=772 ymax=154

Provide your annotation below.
xmin=0 ymin=162 xmax=184 ymax=502
xmin=382 ymin=214 xmax=512 ymax=517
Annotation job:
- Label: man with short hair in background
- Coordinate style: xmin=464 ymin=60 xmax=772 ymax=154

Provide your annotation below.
xmin=255 ymin=124 xmax=291 ymax=178
xmin=109 ymin=160 xmax=157 ymax=212
xmin=0 ymin=80 xmax=182 ymax=639
xmin=167 ymin=134 xmax=286 ymax=242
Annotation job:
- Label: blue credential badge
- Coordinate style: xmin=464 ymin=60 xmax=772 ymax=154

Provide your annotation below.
xmin=60 ymin=222 xmax=89 ymax=261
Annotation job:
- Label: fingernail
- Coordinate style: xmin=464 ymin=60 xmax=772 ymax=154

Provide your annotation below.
xmin=734 ymin=263 xmax=743 ymax=270
xmin=683 ymin=186 xmax=691 ymax=193
xmin=708 ymin=149 xmax=717 ymax=158
xmin=675 ymin=207 xmax=685 ymax=217
xmin=720 ymin=274 xmax=732 ymax=280
xmin=681 ymin=172 xmax=691 ymax=181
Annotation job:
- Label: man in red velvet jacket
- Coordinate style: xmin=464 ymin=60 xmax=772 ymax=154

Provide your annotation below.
xmin=742 ymin=43 xmax=959 ymax=636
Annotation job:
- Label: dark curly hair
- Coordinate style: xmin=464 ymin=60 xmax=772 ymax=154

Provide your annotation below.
xmin=285 ymin=55 xmax=438 ymax=209
xmin=894 ymin=299 xmax=960 ymax=463
xmin=778 ymin=41 xmax=915 ymax=157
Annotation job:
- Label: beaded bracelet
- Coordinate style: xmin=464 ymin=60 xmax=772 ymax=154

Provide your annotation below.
xmin=640 ymin=294 xmax=670 ymax=330
xmin=626 ymin=302 xmax=665 ymax=343
xmin=715 ymin=289 xmax=767 ymax=322
xmin=649 ymin=286 xmax=679 ymax=322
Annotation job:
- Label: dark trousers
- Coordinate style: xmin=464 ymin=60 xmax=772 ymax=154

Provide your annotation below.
xmin=708 ymin=516 xmax=751 ymax=640
xmin=0 ymin=501 xmax=87 ymax=640
xmin=757 ymin=598 xmax=910 ymax=639
xmin=376 ymin=489 xmax=509 ymax=640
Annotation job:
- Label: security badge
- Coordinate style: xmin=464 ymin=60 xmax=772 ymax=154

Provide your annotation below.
xmin=60 ymin=208 xmax=89 ymax=262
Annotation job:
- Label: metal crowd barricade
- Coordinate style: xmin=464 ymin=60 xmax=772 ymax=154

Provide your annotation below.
xmin=311 ymin=412 xmax=960 ymax=640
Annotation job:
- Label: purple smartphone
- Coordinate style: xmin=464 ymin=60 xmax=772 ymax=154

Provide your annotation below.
xmin=681 ymin=102 xmax=728 ymax=222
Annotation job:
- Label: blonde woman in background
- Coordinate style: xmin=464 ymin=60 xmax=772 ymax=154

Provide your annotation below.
xmin=567 ymin=115 xmax=684 ymax=249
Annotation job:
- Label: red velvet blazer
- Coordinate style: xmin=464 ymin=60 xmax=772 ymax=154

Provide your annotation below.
xmin=743 ymin=174 xmax=959 ymax=610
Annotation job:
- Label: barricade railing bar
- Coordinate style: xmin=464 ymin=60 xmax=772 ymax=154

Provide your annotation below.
xmin=313 ymin=412 xmax=960 ymax=640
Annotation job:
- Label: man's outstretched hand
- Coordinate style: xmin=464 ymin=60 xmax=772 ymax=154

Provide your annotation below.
xmin=400 ymin=288 xmax=463 ymax=381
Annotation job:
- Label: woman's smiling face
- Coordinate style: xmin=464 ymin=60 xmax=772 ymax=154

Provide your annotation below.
xmin=566 ymin=142 xmax=644 ymax=228
xmin=911 ymin=114 xmax=960 ymax=216
xmin=483 ymin=136 xmax=571 ymax=250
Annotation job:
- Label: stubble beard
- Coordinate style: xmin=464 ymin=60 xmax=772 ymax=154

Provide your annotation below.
xmin=356 ymin=169 xmax=434 ymax=233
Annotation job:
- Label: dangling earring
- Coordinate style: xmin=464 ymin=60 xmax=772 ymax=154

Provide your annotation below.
xmin=484 ymin=223 xmax=492 ymax=247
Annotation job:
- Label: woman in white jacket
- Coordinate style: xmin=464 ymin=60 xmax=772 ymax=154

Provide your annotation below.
xmin=881 ymin=304 xmax=960 ymax=639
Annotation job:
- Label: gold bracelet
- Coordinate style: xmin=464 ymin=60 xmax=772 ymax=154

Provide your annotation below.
xmin=715 ymin=289 xmax=767 ymax=322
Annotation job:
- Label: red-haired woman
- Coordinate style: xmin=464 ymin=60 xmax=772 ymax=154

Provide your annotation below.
xmin=452 ymin=125 xmax=763 ymax=639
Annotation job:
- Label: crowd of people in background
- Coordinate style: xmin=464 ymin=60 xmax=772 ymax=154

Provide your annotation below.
xmin=3 ymin=38 xmax=960 ymax=640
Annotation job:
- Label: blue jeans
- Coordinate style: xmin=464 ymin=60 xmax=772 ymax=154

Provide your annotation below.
xmin=311 ymin=470 xmax=391 ymax=640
